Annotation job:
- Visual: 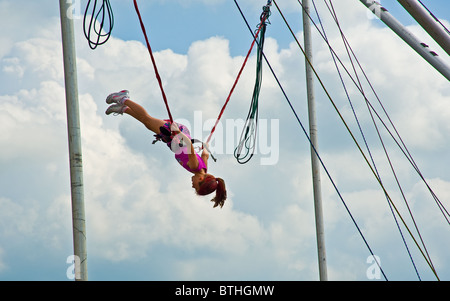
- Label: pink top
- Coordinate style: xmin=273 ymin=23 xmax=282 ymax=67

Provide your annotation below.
xmin=158 ymin=120 xmax=207 ymax=173
xmin=175 ymin=152 xmax=207 ymax=173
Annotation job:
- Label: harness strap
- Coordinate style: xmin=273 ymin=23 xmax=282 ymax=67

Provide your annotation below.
xmin=153 ymin=133 xmax=217 ymax=162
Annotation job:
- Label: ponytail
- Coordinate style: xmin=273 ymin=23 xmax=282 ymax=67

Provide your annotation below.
xmin=212 ymin=177 xmax=227 ymax=208
xmin=197 ymin=175 xmax=227 ymax=208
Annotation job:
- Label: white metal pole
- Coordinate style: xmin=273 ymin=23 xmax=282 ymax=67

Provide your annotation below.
xmin=360 ymin=0 xmax=450 ymax=81
xmin=59 ymin=0 xmax=88 ymax=281
xmin=397 ymin=0 xmax=450 ymax=56
xmin=302 ymin=0 xmax=328 ymax=281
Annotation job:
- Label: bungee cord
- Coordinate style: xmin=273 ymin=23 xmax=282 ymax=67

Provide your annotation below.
xmin=133 ymin=0 xmax=174 ymax=124
xmin=206 ymin=2 xmax=273 ymax=153
xmin=132 ymin=0 xmax=274 ymax=161
xmin=83 ymin=0 xmax=114 ymax=50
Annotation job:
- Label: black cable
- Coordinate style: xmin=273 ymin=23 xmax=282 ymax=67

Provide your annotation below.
xmin=319 ymin=0 xmax=450 ymax=229
xmin=314 ymin=0 xmax=422 ymax=280
xmin=293 ymin=0 xmax=449 ymax=230
xmin=83 ymin=0 xmax=114 ymax=49
xmin=282 ymin=0 xmax=441 ymax=280
xmin=234 ymin=0 xmax=389 ymax=281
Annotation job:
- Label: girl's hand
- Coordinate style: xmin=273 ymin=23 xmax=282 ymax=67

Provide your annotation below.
xmin=201 ymin=142 xmax=210 ymax=156
xmin=170 ymin=122 xmax=180 ymax=135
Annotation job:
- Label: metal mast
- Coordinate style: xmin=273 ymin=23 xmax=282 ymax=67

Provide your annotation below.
xmin=360 ymin=0 xmax=450 ymax=81
xmin=302 ymin=0 xmax=328 ymax=281
xmin=397 ymin=0 xmax=450 ymax=56
xmin=59 ymin=0 xmax=88 ymax=281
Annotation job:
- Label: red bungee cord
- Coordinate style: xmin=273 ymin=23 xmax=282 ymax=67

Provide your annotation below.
xmin=133 ymin=0 xmax=174 ymax=124
xmin=133 ymin=0 xmax=268 ymax=154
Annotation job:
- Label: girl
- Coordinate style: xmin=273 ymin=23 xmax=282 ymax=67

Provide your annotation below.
xmin=105 ymin=90 xmax=227 ymax=208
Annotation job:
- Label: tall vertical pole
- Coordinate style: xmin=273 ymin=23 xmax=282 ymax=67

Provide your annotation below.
xmin=59 ymin=0 xmax=88 ymax=281
xmin=302 ymin=0 xmax=328 ymax=281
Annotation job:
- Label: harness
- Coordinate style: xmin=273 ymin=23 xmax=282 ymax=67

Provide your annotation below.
xmin=152 ymin=126 xmax=217 ymax=162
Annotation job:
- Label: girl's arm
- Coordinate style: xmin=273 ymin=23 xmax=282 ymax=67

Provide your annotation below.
xmin=171 ymin=123 xmax=199 ymax=170
xmin=201 ymin=145 xmax=209 ymax=170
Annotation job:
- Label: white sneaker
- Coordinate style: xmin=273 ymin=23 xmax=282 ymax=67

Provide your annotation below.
xmin=106 ymin=90 xmax=130 ymax=105
xmin=105 ymin=103 xmax=128 ymax=115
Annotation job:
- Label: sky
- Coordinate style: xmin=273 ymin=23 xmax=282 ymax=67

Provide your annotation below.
xmin=0 ymin=0 xmax=449 ymax=281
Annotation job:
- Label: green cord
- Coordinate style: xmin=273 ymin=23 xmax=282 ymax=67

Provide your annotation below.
xmin=234 ymin=22 xmax=267 ymax=164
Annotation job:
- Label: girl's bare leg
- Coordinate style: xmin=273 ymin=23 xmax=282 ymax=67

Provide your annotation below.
xmin=123 ymin=99 xmax=165 ymax=134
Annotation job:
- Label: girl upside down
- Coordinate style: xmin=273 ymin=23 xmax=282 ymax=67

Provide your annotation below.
xmin=105 ymin=90 xmax=227 ymax=208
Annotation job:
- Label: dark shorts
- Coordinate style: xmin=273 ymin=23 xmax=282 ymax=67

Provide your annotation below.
xmin=153 ymin=119 xmax=192 ymax=153
xmin=160 ymin=119 xmax=191 ymax=138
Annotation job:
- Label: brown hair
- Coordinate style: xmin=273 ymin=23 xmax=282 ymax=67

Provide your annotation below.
xmin=196 ymin=174 xmax=227 ymax=208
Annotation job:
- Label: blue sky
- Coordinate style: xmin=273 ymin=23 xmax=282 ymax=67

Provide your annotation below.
xmin=110 ymin=0 xmax=450 ymax=54
xmin=0 ymin=0 xmax=449 ymax=281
